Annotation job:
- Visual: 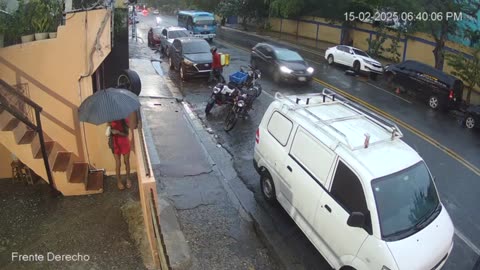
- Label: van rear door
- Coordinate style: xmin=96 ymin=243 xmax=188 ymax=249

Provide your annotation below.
xmin=262 ymin=110 xmax=295 ymax=202
xmin=281 ymin=127 xmax=334 ymax=221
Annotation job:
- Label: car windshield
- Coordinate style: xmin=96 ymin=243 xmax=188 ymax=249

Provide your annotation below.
xmin=194 ymin=17 xmax=215 ymax=25
xmin=353 ymin=49 xmax=370 ymax=57
xmin=168 ymin=30 xmax=190 ymax=39
xmin=275 ymin=49 xmax=304 ymax=61
xmin=372 ymin=162 xmax=440 ymax=240
xmin=182 ymin=41 xmax=211 ymax=54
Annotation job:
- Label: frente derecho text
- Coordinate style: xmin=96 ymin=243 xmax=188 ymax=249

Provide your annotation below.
xmin=11 ymin=252 xmax=90 ymax=262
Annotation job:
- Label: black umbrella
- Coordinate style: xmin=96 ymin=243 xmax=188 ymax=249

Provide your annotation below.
xmin=78 ymin=88 xmax=141 ymax=125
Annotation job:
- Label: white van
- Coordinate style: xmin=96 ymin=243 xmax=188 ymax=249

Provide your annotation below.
xmin=253 ymin=90 xmax=454 ymax=270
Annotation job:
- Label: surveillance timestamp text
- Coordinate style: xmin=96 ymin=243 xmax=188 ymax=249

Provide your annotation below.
xmin=344 ymin=11 xmax=463 ymax=22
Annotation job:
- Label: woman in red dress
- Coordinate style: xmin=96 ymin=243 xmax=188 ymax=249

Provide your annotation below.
xmin=109 ymin=119 xmax=132 ymax=190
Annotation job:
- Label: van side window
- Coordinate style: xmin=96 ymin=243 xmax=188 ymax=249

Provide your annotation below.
xmin=331 ymin=161 xmax=368 ymax=215
xmin=290 ymin=128 xmax=335 ymax=186
xmin=267 ymin=112 xmax=293 ymax=146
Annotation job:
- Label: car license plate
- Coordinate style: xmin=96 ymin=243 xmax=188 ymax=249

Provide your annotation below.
xmin=298 ymin=77 xmax=306 ymax=81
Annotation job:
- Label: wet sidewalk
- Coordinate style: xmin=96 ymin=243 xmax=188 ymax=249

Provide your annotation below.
xmin=0 ymin=176 xmax=146 ymax=270
xmin=129 ymin=36 xmax=279 ymax=269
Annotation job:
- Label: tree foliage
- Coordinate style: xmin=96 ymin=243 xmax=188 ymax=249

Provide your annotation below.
xmin=446 ymin=47 xmax=480 ymax=105
xmin=216 ymin=0 xmax=268 ymax=28
xmin=269 ymin=0 xmax=304 ymax=18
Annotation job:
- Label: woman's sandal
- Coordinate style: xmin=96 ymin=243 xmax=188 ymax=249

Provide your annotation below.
xmin=126 ymin=179 xmax=132 ymax=189
xmin=118 ymin=181 xmax=125 ymax=190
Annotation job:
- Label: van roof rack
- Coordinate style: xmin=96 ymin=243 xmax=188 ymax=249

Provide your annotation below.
xmin=275 ymin=89 xmax=403 ymax=150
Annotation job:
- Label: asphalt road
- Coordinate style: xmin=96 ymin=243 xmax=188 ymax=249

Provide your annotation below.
xmin=135 ymin=13 xmax=480 ymax=270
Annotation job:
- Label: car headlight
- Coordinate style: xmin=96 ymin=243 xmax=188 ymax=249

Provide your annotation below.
xmin=237 ymin=100 xmax=245 ymax=107
xmin=280 ymin=66 xmax=293 ymax=74
xmin=183 ymin=58 xmax=193 ymax=66
xmin=307 ymin=67 xmax=314 ymax=74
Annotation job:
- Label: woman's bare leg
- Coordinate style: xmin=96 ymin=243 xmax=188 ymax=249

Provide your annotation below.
xmin=124 ymin=153 xmax=131 ymax=188
xmin=115 ymin=154 xmax=125 ymax=190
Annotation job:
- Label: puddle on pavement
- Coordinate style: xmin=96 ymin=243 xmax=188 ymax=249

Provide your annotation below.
xmin=151 ymin=60 xmax=164 ymax=76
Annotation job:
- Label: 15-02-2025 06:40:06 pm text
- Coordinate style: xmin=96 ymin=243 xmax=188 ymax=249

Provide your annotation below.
xmin=344 ymin=11 xmax=464 ymax=22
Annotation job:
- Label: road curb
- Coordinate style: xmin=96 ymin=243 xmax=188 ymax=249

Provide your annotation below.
xmin=135 ymin=59 xmax=193 ymax=270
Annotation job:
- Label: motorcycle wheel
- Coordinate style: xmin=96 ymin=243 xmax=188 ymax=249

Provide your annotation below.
xmin=205 ymin=99 xmax=215 ymax=114
xmin=224 ymin=108 xmax=238 ymax=132
xmin=255 ymin=86 xmax=262 ymax=97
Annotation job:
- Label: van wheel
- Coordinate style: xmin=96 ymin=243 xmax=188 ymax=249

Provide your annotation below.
xmin=260 ymin=174 xmax=276 ymax=202
xmin=340 ymin=267 xmax=356 ymax=270
xmin=428 ymin=96 xmax=440 ymax=110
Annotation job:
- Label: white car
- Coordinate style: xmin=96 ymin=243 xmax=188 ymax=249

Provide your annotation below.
xmin=254 ymin=90 xmax=454 ymax=270
xmin=325 ymin=45 xmax=383 ymax=77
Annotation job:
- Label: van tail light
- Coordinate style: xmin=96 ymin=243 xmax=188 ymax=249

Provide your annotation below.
xmin=449 ymin=89 xmax=454 ymax=99
xmin=255 ymin=128 xmax=260 ymax=144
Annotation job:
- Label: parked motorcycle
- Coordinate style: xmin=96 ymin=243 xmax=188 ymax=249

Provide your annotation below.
xmin=223 ymin=87 xmax=258 ymax=131
xmin=205 ymin=82 xmax=240 ymax=114
xmin=205 ymin=67 xmax=262 ymax=114
xmin=239 ymin=65 xmax=262 ymax=97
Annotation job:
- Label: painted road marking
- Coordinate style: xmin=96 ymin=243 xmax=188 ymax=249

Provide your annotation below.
xmin=217 ymin=35 xmax=480 ymax=258
xmin=314 ymin=77 xmax=480 ymax=177
xmin=217 ymin=39 xmax=480 ymax=176
xmin=364 ymin=82 xmax=412 ymax=104
xmin=456 ymin=229 xmax=480 ymax=256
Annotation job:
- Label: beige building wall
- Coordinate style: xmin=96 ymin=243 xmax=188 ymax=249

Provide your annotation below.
xmin=0 ymin=9 xmax=136 ymax=188
xmin=0 ymin=143 xmax=13 ymax=179
xmin=266 ymin=15 xmax=480 ymax=104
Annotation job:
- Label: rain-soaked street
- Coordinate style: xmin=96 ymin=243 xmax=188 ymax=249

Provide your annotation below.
xmin=133 ymin=12 xmax=480 ymax=270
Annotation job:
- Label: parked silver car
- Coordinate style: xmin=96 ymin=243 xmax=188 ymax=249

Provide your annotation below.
xmin=159 ymin=26 xmax=192 ymax=56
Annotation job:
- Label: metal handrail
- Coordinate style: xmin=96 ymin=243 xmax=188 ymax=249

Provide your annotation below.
xmin=0 ymin=80 xmax=57 ymax=194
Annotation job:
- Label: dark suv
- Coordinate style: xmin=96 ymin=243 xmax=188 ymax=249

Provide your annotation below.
xmin=384 ymin=60 xmax=464 ymax=110
xmin=168 ymin=37 xmax=212 ymax=80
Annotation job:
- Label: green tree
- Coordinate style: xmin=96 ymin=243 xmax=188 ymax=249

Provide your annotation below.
xmin=464 ymin=29 xmax=480 ymax=47
xmin=446 ymin=47 xmax=480 ymax=105
xmin=217 ymin=0 xmax=267 ymax=29
xmin=413 ymin=0 xmax=480 ymax=69
xmin=269 ymin=0 xmax=304 ymax=18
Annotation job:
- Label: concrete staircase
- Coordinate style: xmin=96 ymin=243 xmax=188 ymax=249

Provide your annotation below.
xmin=0 ymin=107 xmax=103 ymax=196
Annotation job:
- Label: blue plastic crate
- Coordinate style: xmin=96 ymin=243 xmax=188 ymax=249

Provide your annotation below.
xmin=229 ymin=71 xmax=248 ymax=85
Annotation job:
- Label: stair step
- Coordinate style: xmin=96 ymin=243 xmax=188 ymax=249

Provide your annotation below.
xmin=0 ymin=111 xmax=20 ymax=131
xmin=67 ymin=162 xmax=89 ymax=183
xmin=13 ymin=123 xmax=36 ymax=144
xmin=31 ymin=134 xmax=54 ymax=159
xmin=51 ymin=151 xmax=73 ymax=172
xmin=86 ymin=171 xmax=104 ymax=191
